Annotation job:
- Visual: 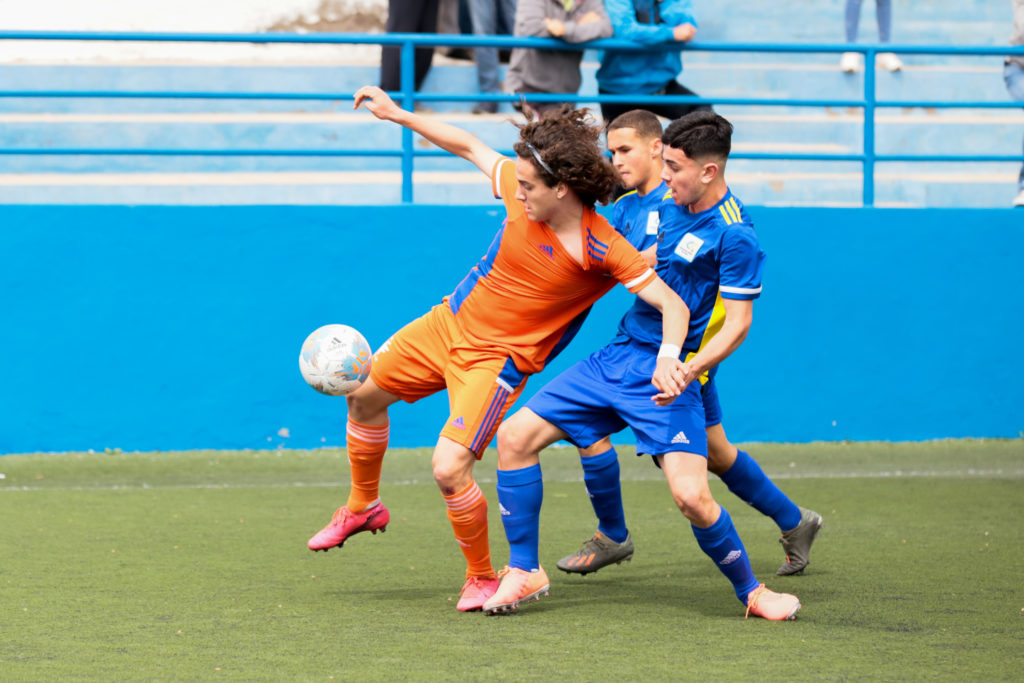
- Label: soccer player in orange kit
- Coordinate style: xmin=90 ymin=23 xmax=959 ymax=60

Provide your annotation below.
xmin=307 ymin=89 xmax=691 ymax=612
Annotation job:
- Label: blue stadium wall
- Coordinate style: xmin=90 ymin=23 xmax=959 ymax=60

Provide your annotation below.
xmin=2 ymin=205 xmax=1021 ymax=454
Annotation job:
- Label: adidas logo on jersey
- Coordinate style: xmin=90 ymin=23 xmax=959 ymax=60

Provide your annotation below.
xmin=499 ymin=503 xmax=511 ymax=516
xmin=719 ymin=550 xmax=743 ymax=565
xmin=373 ymin=337 xmax=393 ymax=360
xmin=451 ymin=416 xmax=465 ymax=430
xmin=538 ymin=244 xmax=554 ymax=259
xmin=671 ymin=431 xmax=690 ymax=444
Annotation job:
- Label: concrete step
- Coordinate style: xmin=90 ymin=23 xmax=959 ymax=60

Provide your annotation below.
xmin=0 ymin=108 xmax=1018 ymax=174
xmin=0 ymin=160 xmax=1016 ymax=208
xmin=0 ymin=59 xmax=1012 ymax=115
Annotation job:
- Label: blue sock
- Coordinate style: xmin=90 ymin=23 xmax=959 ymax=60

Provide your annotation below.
xmin=580 ymin=447 xmax=629 ymax=544
xmin=496 ymin=464 xmax=543 ymax=571
xmin=691 ymin=506 xmax=761 ymax=604
xmin=719 ymin=450 xmax=802 ymax=532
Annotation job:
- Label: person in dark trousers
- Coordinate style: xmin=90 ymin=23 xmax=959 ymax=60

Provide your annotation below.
xmin=380 ymin=0 xmax=441 ymax=93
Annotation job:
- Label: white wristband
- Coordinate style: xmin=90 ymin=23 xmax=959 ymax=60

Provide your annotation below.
xmin=657 ymin=343 xmax=681 ymax=359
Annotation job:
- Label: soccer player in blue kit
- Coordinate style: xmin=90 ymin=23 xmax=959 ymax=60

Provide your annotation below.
xmin=556 ymin=110 xmax=823 ymax=579
xmin=482 ymin=110 xmax=803 ymax=620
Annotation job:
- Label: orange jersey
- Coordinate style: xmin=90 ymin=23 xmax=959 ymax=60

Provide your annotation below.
xmin=445 ymin=157 xmax=656 ymax=375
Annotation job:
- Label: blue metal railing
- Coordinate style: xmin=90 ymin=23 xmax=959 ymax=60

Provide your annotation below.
xmin=0 ymin=30 xmax=1021 ymax=205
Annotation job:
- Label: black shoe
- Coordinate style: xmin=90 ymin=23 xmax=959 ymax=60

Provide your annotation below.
xmin=472 ymin=101 xmax=498 ymax=115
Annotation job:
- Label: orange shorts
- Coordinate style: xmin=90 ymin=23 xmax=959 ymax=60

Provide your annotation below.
xmin=370 ymin=303 xmax=529 ymax=457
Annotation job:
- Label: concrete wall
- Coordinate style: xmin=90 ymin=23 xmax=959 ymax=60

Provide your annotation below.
xmin=1 ymin=204 xmax=1021 ymax=454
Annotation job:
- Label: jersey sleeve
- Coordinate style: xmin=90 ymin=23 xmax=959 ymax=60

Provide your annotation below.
xmin=601 ymin=227 xmax=657 ymax=293
xmin=719 ymin=225 xmax=766 ymax=300
xmin=491 ymin=157 xmax=525 ymax=222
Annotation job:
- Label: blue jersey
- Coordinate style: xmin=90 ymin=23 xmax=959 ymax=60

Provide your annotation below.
xmin=612 ymin=187 xmax=765 ymax=363
xmin=597 ymin=0 xmax=696 ymax=95
xmin=611 ymin=182 xmax=674 ymax=251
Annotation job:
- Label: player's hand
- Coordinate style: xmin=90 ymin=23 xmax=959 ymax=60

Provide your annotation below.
xmin=673 ymin=23 xmax=697 ymax=42
xmin=353 ymin=85 xmax=402 ymax=121
xmin=651 ymin=358 xmax=697 ymax=407
xmin=578 ymin=11 xmax=601 ymax=24
xmin=544 ymin=17 xmax=566 ymax=37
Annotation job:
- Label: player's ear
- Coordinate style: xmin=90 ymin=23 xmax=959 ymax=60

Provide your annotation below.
xmin=555 ymin=182 xmax=568 ymax=199
xmin=650 ymin=138 xmax=663 ymax=159
xmin=701 ymin=160 xmax=719 ymax=185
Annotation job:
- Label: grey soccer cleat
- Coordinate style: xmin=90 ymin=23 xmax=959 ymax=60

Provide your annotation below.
xmin=556 ymin=531 xmax=634 ymax=575
xmin=777 ymin=507 xmax=823 ymax=576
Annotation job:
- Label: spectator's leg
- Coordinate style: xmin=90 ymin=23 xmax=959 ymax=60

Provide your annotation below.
xmin=875 ymin=0 xmax=892 ymax=43
xmin=414 ymin=0 xmax=441 ymax=91
xmin=437 ymin=0 xmax=460 ymax=35
xmin=845 ymin=0 xmax=863 ymax=43
xmin=653 ymin=81 xmax=712 ymax=120
xmin=380 ymin=0 xmax=437 ymax=92
xmin=597 ymin=89 xmax=634 ymax=125
xmin=469 ymin=0 xmax=500 ymax=107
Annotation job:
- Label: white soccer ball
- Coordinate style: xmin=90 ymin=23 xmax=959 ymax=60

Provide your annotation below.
xmin=298 ymin=324 xmax=372 ymax=396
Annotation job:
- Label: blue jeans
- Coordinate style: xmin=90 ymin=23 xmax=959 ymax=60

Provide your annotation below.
xmin=845 ymin=0 xmax=892 ymax=43
xmin=468 ymin=0 xmax=516 ymax=95
xmin=1005 ymin=62 xmax=1024 ymax=191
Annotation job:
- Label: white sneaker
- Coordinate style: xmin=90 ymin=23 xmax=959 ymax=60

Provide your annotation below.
xmin=877 ymin=52 xmax=903 ymax=72
xmin=1014 ymin=189 xmax=1024 ymax=207
xmin=839 ymin=52 xmax=861 ymax=73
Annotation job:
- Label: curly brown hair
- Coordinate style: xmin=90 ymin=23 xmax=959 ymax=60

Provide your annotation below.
xmin=512 ymin=107 xmax=619 ymax=208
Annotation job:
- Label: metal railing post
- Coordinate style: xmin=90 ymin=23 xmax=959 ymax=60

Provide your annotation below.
xmin=862 ymin=48 xmax=877 ymax=207
xmin=400 ymin=39 xmax=415 ymax=204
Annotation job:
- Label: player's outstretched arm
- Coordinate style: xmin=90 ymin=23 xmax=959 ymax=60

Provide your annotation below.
xmin=634 ymin=277 xmax=694 ymax=406
xmin=686 ymin=297 xmax=752 ymax=377
xmin=353 ymin=86 xmax=503 ymax=178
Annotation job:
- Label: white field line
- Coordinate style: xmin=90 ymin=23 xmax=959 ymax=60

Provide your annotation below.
xmin=1 ymin=467 xmax=1021 ymax=492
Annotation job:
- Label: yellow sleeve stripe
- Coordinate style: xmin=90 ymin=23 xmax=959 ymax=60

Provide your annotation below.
xmin=723 ymin=199 xmax=741 ymax=224
xmin=719 ymin=204 xmax=733 ymax=225
xmin=728 ymin=197 xmax=743 ymax=223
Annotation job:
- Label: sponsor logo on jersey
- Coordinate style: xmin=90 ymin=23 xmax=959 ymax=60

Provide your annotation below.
xmin=720 ymin=550 xmax=743 ymax=565
xmin=451 ymin=416 xmax=466 ymax=430
xmin=538 ymin=244 xmax=554 ymax=259
xmin=671 ymin=431 xmax=690 ymax=444
xmin=674 ymin=233 xmax=704 ymax=262
xmin=499 ymin=503 xmax=511 ymax=516
xmin=646 ymin=210 xmax=660 ymax=235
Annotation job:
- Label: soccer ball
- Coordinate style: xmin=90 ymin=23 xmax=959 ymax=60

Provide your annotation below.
xmin=298 ymin=324 xmax=372 ymax=396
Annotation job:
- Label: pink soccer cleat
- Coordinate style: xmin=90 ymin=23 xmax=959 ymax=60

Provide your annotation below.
xmin=307 ymin=502 xmax=390 ymax=551
xmin=745 ymin=584 xmax=801 ymax=621
xmin=482 ymin=566 xmax=550 ymax=615
xmin=456 ymin=576 xmax=500 ymax=612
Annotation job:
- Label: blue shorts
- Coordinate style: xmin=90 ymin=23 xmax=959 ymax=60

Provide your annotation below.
xmin=526 ymin=341 xmax=708 ymax=458
xmin=701 ymin=369 xmax=723 ymax=428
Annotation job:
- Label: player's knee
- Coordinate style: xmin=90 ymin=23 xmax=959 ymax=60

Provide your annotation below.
xmin=669 ymin=480 xmax=715 ymax=522
xmin=431 ymin=454 xmax=473 ymax=492
xmin=495 ymin=421 xmax=533 ymax=467
xmin=345 ymin=388 xmax=385 ymax=423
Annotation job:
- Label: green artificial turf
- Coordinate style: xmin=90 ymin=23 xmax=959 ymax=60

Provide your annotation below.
xmin=1 ymin=440 xmax=1021 ymax=680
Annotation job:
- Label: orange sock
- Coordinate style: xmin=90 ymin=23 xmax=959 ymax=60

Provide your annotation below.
xmin=443 ymin=481 xmax=495 ymax=580
xmin=345 ymin=418 xmax=388 ymax=512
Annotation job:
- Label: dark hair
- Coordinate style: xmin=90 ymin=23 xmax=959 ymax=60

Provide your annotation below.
xmin=661 ymin=111 xmax=733 ymax=162
xmin=513 ymin=107 xmax=618 ymax=208
xmin=607 ymin=109 xmax=663 ymax=141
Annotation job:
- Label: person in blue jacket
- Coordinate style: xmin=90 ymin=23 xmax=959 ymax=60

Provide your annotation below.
xmin=597 ymin=0 xmax=711 ymax=123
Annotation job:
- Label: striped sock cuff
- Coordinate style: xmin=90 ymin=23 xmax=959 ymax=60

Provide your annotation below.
xmin=444 ymin=480 xmax=484 ymax=513
xmin=346 ymin=418 xmax=389 ymax=444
